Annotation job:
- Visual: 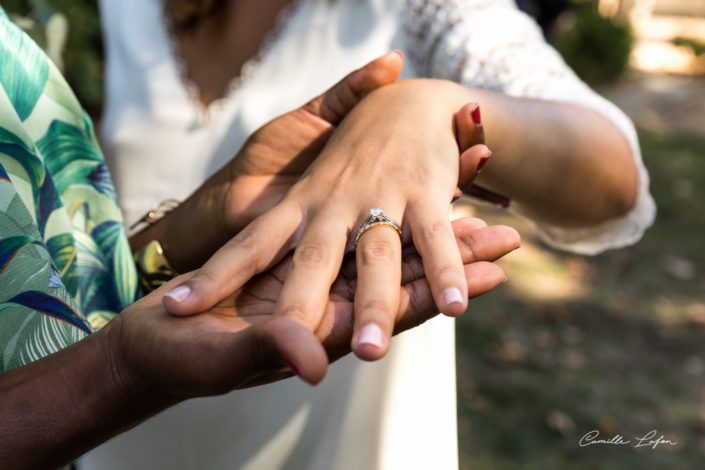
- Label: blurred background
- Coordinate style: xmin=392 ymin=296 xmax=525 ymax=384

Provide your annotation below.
xmin=3 ymin=0 xmax=703 ymax=468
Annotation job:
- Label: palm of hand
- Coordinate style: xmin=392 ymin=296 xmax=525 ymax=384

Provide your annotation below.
xmin=116 ymin=253 xmax=355 ymax=398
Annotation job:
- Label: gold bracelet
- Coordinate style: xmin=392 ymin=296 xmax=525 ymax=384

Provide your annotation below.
xmin=129 ymin=198 xmax=181 ymax=231
xmin=134 ymin=240 xmax=179 ymax=293
xmin=130 ymin=199 xmax=182 ymax=293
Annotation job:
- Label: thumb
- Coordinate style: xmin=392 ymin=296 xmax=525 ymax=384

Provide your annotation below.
xmin=236 ymin=317 xmax=329 ymax=388
xmin=304 ymin=50 xmax=404 ymax=124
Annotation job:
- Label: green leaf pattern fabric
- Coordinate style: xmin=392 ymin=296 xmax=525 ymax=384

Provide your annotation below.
xmin=0 ymin=8 xmax=138 ymax=374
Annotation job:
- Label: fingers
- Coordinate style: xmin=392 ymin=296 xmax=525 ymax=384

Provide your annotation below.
xmin=406 ymin=200 xmax=468 ymax=317
xmin=458 ymin=144 xmax=492 ymax=191
xmin=320 ymin=219 xmax=519 ymax=363
xmin=274 ymin=209 xmax=349 ymax=331
xmin=163 ymin=203 xmax=302 ymax=316
xmin=400 ymin=218 xmax=520 ymax=284
xmin=455 ymin=102 xmax=491 ymax=192
xmin=453 ymin=219 xmax=521 ymax=262
xmin=352 ymin=216 xmax=403 ymax=361
xmin=304 ymin=51 xmax=404 ymax=124
xmin=454 ymin=103 xmax=510 ymax=205
xmin=455 ymin=102 xmax=484 ymax=151
xmin=394 ymin=261 xmax=507 ymax=334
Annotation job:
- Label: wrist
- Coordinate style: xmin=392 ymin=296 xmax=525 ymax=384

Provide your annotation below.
xmin=130 ymin=176 xmax=232 ymax=273
xmin=99 ymin=317 xmax=182 ymax=412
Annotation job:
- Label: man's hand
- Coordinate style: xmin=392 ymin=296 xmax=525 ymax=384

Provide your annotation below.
xmin=116 ymin=218 xmax=519 ymax=396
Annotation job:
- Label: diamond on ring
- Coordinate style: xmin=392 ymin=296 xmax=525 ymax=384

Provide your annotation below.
xmin=354 ymin=208 xmax=402 ymax=247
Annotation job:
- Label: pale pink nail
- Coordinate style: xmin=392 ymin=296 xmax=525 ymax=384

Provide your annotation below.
xmin=356 ymin=323 xmax=384 ymax=349
xmin=164 ymin=285 xmax=191 ymax=303
xmin=442 ymin=287 xmax=465 ymax=308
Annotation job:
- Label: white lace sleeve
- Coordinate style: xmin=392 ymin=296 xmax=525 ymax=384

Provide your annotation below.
xmin=400 ymin=0 xmax=656 ymax=255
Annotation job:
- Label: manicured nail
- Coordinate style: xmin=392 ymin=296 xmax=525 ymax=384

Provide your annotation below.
xmin=284 ymin=358 xmax=301 ymax=376
xmin=442 ymin=287 xmax=465 ymax=309
xmin=471 ymin=105 xmax=482 ymax=126
xmin=477 ymin=152 xmax=491 ymax=172
xmin=164 ymin=285 xmax=191 ymax=303
xmin=356 ymin=323 xmax=384 ymax=348
xmin=392 ymin=50 xmax=404 ymax=59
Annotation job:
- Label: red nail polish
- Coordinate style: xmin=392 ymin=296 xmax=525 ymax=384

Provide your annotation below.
xmin=471 ymin=105 xmax=482 ymax=126
xmin=477 ymin=153 xmax=491 ymax=172
xmin=284 ymin=358 xmax=300 ymax=376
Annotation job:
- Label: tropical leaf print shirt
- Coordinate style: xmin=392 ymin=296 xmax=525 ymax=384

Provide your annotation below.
xmin=0 ymin=8 xmax=138 ymax=374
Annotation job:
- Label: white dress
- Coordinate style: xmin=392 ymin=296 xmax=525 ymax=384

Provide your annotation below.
xmin=82 ymin=1 xmax=655 ymax=469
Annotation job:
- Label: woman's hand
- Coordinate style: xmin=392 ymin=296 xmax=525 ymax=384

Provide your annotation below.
xmin=130 ymin=51 xmax=405 ymax=272
xmin=114 ymin=218 xmax=519 ymax=395
xmin=163 ymin=79 xmax=493 ymax=361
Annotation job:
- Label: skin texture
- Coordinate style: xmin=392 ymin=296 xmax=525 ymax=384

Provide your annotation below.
xmin=0 ymin=218 xmax=520 ymax=469
xmin=133 ymin=53 xmax=491 ymax=363
xmin=0 ymin=54 xmax=512 ymax=468
xmin=161 ymin=78 xmax=493 ymax=362
xmin=158 ymin=76 xmax=639 ymax=363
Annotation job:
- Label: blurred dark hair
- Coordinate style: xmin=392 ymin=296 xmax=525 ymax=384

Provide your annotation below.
xmin=164 ymin=0 xmax=225 ymax=32
xmin=516 ymin=0 xmax=569 ymax=31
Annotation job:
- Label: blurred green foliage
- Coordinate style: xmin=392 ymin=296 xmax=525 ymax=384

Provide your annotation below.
xmin=3 ymin=0 xmax=103 ymax=116
xmin=557 ymin=0 xmax=634 ymax=84
xmin=672 ymin=36 xmax=705 ymax=57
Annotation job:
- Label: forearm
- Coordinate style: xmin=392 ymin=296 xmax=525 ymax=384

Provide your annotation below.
xmin=129 ymin=165 xmax=233 ymax=273
xmin=0 ymin=327 xmax=177 ymax=469
xmin=463 ymin=87 xmax=639 ymax=227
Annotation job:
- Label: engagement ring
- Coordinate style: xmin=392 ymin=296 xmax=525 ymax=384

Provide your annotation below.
xmin=354 ymin=207 xmax=402 ymax=247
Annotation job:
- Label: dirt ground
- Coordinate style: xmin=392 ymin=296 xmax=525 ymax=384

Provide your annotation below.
xmin=598 ymin=72 xmax=705 ymax=136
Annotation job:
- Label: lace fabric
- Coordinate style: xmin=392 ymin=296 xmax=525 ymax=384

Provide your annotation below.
xmin=400 ymin=0 xmax=656 ymax=254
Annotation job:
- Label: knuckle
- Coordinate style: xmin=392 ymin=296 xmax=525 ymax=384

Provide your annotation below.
xmin=435 ymin=263 xmax=465 ymax=280
xmin=230 ymin=229 xmax=259 ymax=254
xmin=360 ymin=298 xmax=395 ymax=316
xmin=418 ymin=220 xmax=451 ymax=242
xmin=279 ymin=303 xmax=312 ymax=325
xmin=293 ymin=242 xmax=328 ymax=268
xmin=191 ymin=269 xmax=218 ymax=288
xmin=360 ymin=239 xmax=397 ymax=265
xmin=457 ymin=233 xmax=479 ymax=262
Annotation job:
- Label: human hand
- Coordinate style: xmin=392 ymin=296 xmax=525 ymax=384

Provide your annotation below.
xmin=144 ymin=52 xmax=405 ymax=272
xmin=213 ymin=51 xmax=405 ymax=236
xmin=108 ymin=218 xmax=519 ymax=397
xmin=163 ymin=78 xmax=495 ymax=361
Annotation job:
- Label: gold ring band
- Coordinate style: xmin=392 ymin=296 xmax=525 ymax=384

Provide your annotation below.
xmin=354 ymin=208 xmax=402 ymax=247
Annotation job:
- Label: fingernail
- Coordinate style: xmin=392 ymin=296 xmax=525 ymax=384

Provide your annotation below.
xmin=392 ymin=50 xmax=404 ymax=60
xmin=477 ymin=152 xmax=491 ymax=172
xmin=471 ymin=105 xmax=482 ymax=126
xmin=284 ymin=358 xmax=301 ymax=376
xmin=442 ymin=287 xmax=465 ymax=308
xmin=356 ymin=323 xmax=384 ymax=349
xmin=164 ymin=285 xmax=191 ymax=303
